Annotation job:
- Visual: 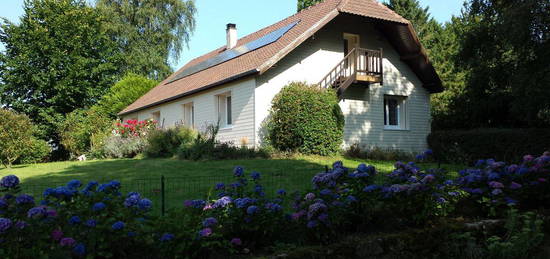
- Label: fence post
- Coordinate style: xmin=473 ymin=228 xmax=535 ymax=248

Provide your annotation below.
xmin=161 ymin=175 xmax=165 ymax=217
xmin=325 ymin=165 xmax=329 ymax=173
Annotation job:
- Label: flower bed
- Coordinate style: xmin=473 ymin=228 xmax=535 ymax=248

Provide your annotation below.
xmin=0 ymin=151 xmax=549 ymax=258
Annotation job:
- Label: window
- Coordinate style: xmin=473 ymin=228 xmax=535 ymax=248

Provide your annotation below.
xmin=151 ymin=111 xmax=161 ymax=127
xmin=216 ymin=92 xmax=232 ymax=127
xmin=384 ymin=95 xmax=407 ymax=130
xmin=183 ymin=102 xmax=194 ymax=128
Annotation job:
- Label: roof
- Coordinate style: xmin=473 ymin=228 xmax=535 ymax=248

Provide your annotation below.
xmin=119 ymin=0 xmax=442 ymax=116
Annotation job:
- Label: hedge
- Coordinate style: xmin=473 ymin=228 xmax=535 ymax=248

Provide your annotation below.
xmin=428 ymin=128 xmax=550 ymax=164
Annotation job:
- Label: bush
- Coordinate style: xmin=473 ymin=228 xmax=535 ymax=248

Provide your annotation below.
xmin=267 ymin=82 xmax=344 ymax=155
xmin=58 ymin=109 xmax=112 ymax=158
xmin=344 ymin=144 xmax=415 ymax=161
xmin=428 ymin=128 xmax=550 ymax=164
xmin=144 ymin=126 xmax=197 ymax=158
xmin=102 ymin=135 xmax=148 ymax=159
xmin=177 ymin=124 xmax=270 ymax=161
xmin=0 ymin=109 xmax=50 ymax=167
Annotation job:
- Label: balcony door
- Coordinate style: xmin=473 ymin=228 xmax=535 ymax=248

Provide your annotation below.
xmin=343 ymin=33 xmax=360 ymax=73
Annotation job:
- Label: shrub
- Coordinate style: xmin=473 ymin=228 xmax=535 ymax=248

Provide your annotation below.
xmin=102 ymin=135 xmax=147 ymax=158
xmin=344 ymin=144 xmax=415 ymax=161
xmin=0 ymin=109 xmax=49 ymax=167
xmin=144 ymin=126 xmax=197 ymax=158
xmin=428 ymin=128 xmax=550 ymax=164
xmin=267 ymin=82 xmax=344 ymax=155
xmin=59 ymin=109 xmax=112 ymax=157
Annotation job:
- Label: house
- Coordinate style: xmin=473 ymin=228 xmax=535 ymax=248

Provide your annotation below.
xmin=118 ymin=0 xmax=443 ymax=152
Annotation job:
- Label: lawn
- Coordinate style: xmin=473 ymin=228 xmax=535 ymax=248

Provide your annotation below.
xmin=0 ymin=155 xmax=463 ymax=214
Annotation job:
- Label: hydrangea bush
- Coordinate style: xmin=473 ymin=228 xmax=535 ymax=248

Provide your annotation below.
xmin=0 ymin=151 xmax=549 ymax=257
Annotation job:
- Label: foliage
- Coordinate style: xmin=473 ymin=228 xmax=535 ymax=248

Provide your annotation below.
xmin=486 ymin=208 xmax=545 ymax=259
xmin=267 ymin=82 xmax=344 ymax=156
xmin=95 ymin=0 xmax=197 ymax=80
xmin=344 ymin=143 xmax=415 ymax=161
xmin=59 ymin=109 xmax=112 ymax=157
xmin=0 ymin=109 xmax=49 ymax=167
xmin=0 ymin=0 xmax=121 ymax=155
xmin=177 ymin=124 xmax=270 ymax=161
xmin=428 ymin=129 xmax=550 ymax=164
xmin=144 ymin=126 xmax=197 ymax=158
xmin=93 ymin=73 xmax=158 ymax=118
xmin=297 ymin=0 xmax=323 ymax=11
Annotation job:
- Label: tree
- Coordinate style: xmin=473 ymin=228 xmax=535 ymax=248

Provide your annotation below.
xmin=0 ymin=109 xmax=49 ymax=168
xmin=297 ymin=0 xmax=323 ymax=11
xmin=95 ymin=0 xmax=197 ymax=80
xmin=0 ymin=0 xmax=121 ymax=156
xmin=59 ymin=109 xmax=112 ymax=157
xmin=93 ymin=73 xmax=159 ymax=118
xmin=455 ymin=0 xmax=550 ymax=128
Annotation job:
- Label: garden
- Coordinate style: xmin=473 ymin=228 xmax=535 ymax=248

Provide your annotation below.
xmin=1 ymin=151 xmax=550 ymax=258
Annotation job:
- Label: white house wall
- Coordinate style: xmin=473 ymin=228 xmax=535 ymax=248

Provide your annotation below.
xmin=122 ymin=77 xmax=256 ymax=147
xmin=256 ymin=15 xmax=431 ymax=152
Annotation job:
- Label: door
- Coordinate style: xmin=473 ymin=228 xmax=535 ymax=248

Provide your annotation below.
xmin=343 ymin=33 xmax=360 ymax=73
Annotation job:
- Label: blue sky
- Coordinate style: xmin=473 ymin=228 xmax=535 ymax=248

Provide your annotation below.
xmin=0 ymin=0 xmax=464 ymax=69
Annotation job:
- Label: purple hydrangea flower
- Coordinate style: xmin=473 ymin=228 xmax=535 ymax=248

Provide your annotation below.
xmin=307 ymin=220 xmax=318 ymax=228
xmin=230 ymin=238 xmax=242 ymax=246
xmin=15 ymin=220 xmax=28 ymax=230
xmin=27 ymin=206 xmax=47 ymax=219
xmin=318 ymin=213 xmax=329 ymax=223
xmin=46 ymin=209 xmax=57 ymax=218
xmin=0 ymin=218 xmax=12 ymax=232
xmin=509 ymin=182 xmax=522 ymax=190
xmin=363 ymin=185 xmax=379 ymax=192
xmin=319 ymin=189 xmax=332 ymax=196
xmin=491 ymin=189 xmax=503 ymax=195
xmin=291 ymin=210 xmax=305 ymax=220
xmin=202 ymin=217 xmax=217 ymax=227
xmin=488 ymin=181 xmax=504 ymax=189
xmin=60 ymin=237 xmax=76 ymax=247
xmin=213 ymin=196 xmax=232 ymax=208
xmin=199 ymin=228 xmax=212 ymax=237
xmin=304 ymin=193 xmax=316 ymax=201
xmin=51 ymin=229 xmax=63 ymax=241
xmin=0 ymin=175 xmax=19 ymax=188
xmin=265 ymin=202 xmax=282 ymax=212
xmin=0 ymin=198 xmax=7 ymax=208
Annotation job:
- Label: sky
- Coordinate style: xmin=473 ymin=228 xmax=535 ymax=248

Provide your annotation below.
xmin=0 ymin=0 xmax=464 ymax=70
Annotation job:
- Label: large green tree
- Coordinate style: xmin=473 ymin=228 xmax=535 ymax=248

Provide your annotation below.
xmin=95 ymin=0 xmax=197 ymax=80
xmin=456 ymin=0 xmax=550 ymax=128
xmin=0 ymin=0 xmax=121 ymax=156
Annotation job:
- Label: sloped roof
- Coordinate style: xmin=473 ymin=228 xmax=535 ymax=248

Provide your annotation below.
xmin=119 ymin=0 xmax=442 ymax=116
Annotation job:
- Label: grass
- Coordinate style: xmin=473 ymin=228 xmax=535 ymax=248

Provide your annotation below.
xmin=0 ymin=155 xmax=463 ymax=214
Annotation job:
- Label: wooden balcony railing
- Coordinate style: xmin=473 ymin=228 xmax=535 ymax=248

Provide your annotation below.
xmin=318 ymin=48 xmax=383 ymax=93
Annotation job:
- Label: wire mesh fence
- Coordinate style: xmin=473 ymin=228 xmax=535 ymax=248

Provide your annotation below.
xmin=17 ymin=168 xmax=325 ymax=216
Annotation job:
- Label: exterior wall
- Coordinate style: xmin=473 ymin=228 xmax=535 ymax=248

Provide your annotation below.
xmin=255 ymin=14 xmax=431 ymax=152
xmin=122 ymin=77 xmax=256 ymax=147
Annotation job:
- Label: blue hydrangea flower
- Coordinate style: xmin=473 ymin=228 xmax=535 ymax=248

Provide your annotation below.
xmin=27 ymin=206 xmax=47 ymax=219
xmin=138 ymin=199 xmax=152 ymax=210
xmin=127 ymin=231 xmax=137 ymax=237
xmin=307 ymin=220 xmax=318 ymax=228
xmin=424 ymin=149 xmax=433 ymax=156
xmin=43 ymin=188 xmax=55 ymax=198
xmin=202 ymin=217 xmax=217 ymax=227
xmin=160 ymin=233 xmax=174 ymax=242
xmin=67 ymin=180 xmax=81 ymax=190
xmin=319 ymin=189 xmax=332 ymax=196
xmin=0 ymin=218 xmax=12 ymax=232
xmin=363 ymin=185 xmax=379 ymax=192
xmin=109 ymin=180 xmax=121 ymax=189
xmin=73 ymin=243 xmax=86 ymax=255
xmin=250 ymin=171 xmax=261 ymax=180
xmin=124 ymin=196 xmax=139 ymax=208
xmin=213 ymin=196 xmax=232 ymax=208
xmin=277 ymin=189 xmax=286 ymax=196
xmin=15 ymin=194 xmax=34 ymax=205
xmin=85 ymin=219 xmax=97 ymax=227
xmin=0 ymin=199 xmax=7 ymax=208
xmin=112 ymin=221 xmax=125 ymax=230
xmin=235 ymin=197 xmax=254 ymax=208
xmin=0 ymin=175 xmax=19 ymax=188
xmin=246 ymin=205 xmax=258 ymax=215
xmin=127 ymin=192 xmax=140 ymax=199
xmin=346 ymin=195 xmax=357 ymax=203
xmin=233 ymin=166 xmax=244 ymax=177
xmin=215 ymin=183 xmax=225 ymax=190
xmin=92 ymin=202 xmax=106 ymax=211
xmin=69 ymin=216 xmax=81 ymax=225
xmin=265 ymin=202 xmax=282 ymax=212
xmin=15 ymin=220 xmax=28 ymax=229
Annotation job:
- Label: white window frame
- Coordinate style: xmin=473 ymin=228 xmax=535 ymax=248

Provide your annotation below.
xmin=182 ymin=102 xmax=194 ymax=128
xmin=384 ymin=95 xmax=407 ymax=130
xmin=216 ymin=92 xmax=232 ymax=128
